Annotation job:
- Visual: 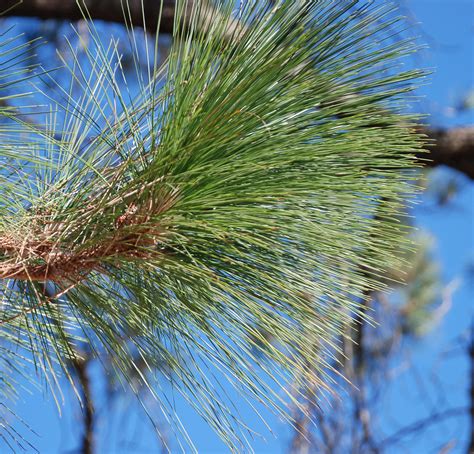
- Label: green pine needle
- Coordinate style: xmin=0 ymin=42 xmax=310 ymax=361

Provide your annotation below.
xmin=0 ymin=0 xmax=425 ymax=449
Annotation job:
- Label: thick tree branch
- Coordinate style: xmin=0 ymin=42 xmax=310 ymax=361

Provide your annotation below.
xmin=3 ymin=0 xmax=244 ymax=49
xmin=3 ymin=0 xmax=177 ymax=33
xmin=422 ymin=126 xmax=474 ymax=179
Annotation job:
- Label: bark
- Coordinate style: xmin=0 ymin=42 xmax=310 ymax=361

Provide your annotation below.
xmin=3 ymin=0 xmax=178 ymax=33
xmin=422 ymin=126 xmax=474 ymax=180
xmin=71 ymin=355 xmax=95 ymax=454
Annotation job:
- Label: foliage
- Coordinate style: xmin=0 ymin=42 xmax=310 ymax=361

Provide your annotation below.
xmin=0 ymin=0 xmax=424 ymax=450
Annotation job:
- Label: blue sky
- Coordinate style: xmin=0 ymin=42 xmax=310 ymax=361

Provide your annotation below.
xmin=4 ymin=0 xmax=474 ymax=452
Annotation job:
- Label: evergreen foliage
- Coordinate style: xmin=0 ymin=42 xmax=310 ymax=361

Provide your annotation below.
xmin=0 ymin=1 xmax=424 ymax=449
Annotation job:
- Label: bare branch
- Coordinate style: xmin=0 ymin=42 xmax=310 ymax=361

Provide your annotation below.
xmin=71 ymin=354 xmax=95 ymax=454
xmin=421 ymin=126 xmax=474 ymax=179
xmin=2 ymin=0 xmax=177 ymax=33
xmin=468 ymin=323 xmax=474 ymax=454
xmin=2 ymin=1 xmax=244 ymax=42
xmin=380 ymin=407 xmax=467 ymax=448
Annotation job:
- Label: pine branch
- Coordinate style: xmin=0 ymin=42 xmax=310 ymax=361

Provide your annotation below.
xmin=1 ymin=1 xmax=426 ymax=449
xmin=4 ymin=1 xmax=473 ymax=181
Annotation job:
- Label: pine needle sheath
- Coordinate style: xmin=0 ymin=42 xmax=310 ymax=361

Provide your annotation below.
xmin=0 ymin=0 xmax=425 ymax=449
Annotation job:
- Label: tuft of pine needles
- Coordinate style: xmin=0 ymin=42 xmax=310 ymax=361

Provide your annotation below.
xmin=0 ymin=0 xmax=425 ymax=450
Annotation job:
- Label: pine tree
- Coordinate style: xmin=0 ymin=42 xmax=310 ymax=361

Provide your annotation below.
xmin=0 ymin=1 xmax=424 ymax=450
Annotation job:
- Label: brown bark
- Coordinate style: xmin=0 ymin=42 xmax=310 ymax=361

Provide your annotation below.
xmin=422 ymin=126 xmax=474 ymax=180
xmin=71 ymin=355 xmax=95 ymax=454
xmin=3 ymin=0 xmax=177 ymax=33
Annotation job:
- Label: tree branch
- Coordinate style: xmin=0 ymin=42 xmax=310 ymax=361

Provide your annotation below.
xmin=468 ymin=322 xmax=474 ymax=454
xmin=380 ymin=407 xmax=467 ymax=448
xmin=422 ymin=126 xmax=474 ymax=180
xmin=3 ymin=0 xmax=177 ymax=33
xmin=71 ymin=354 xmax=95 ymax=454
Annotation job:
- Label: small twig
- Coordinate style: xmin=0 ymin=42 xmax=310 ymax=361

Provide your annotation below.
xmin=468 ymin=322 xmax=474 ymax=454
xmin=380 ymin=407 xmax=467 ymax=447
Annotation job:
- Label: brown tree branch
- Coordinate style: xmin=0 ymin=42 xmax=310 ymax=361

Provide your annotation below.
xmin=2 ymin=0 xmax=177 ymax=33
xmin=41 ymin=286 xmax=95 ymax=454
xmin=421 ymin=126 xmax=474 ymax=180
xmin=71 ymin=354 xmax=95 ymax=454
xmin=2 ymin=0 xmax=244 ymax=42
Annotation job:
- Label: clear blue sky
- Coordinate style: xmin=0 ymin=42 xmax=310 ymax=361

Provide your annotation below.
xmin=5 ymin=1 xmax=474 ymax=452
